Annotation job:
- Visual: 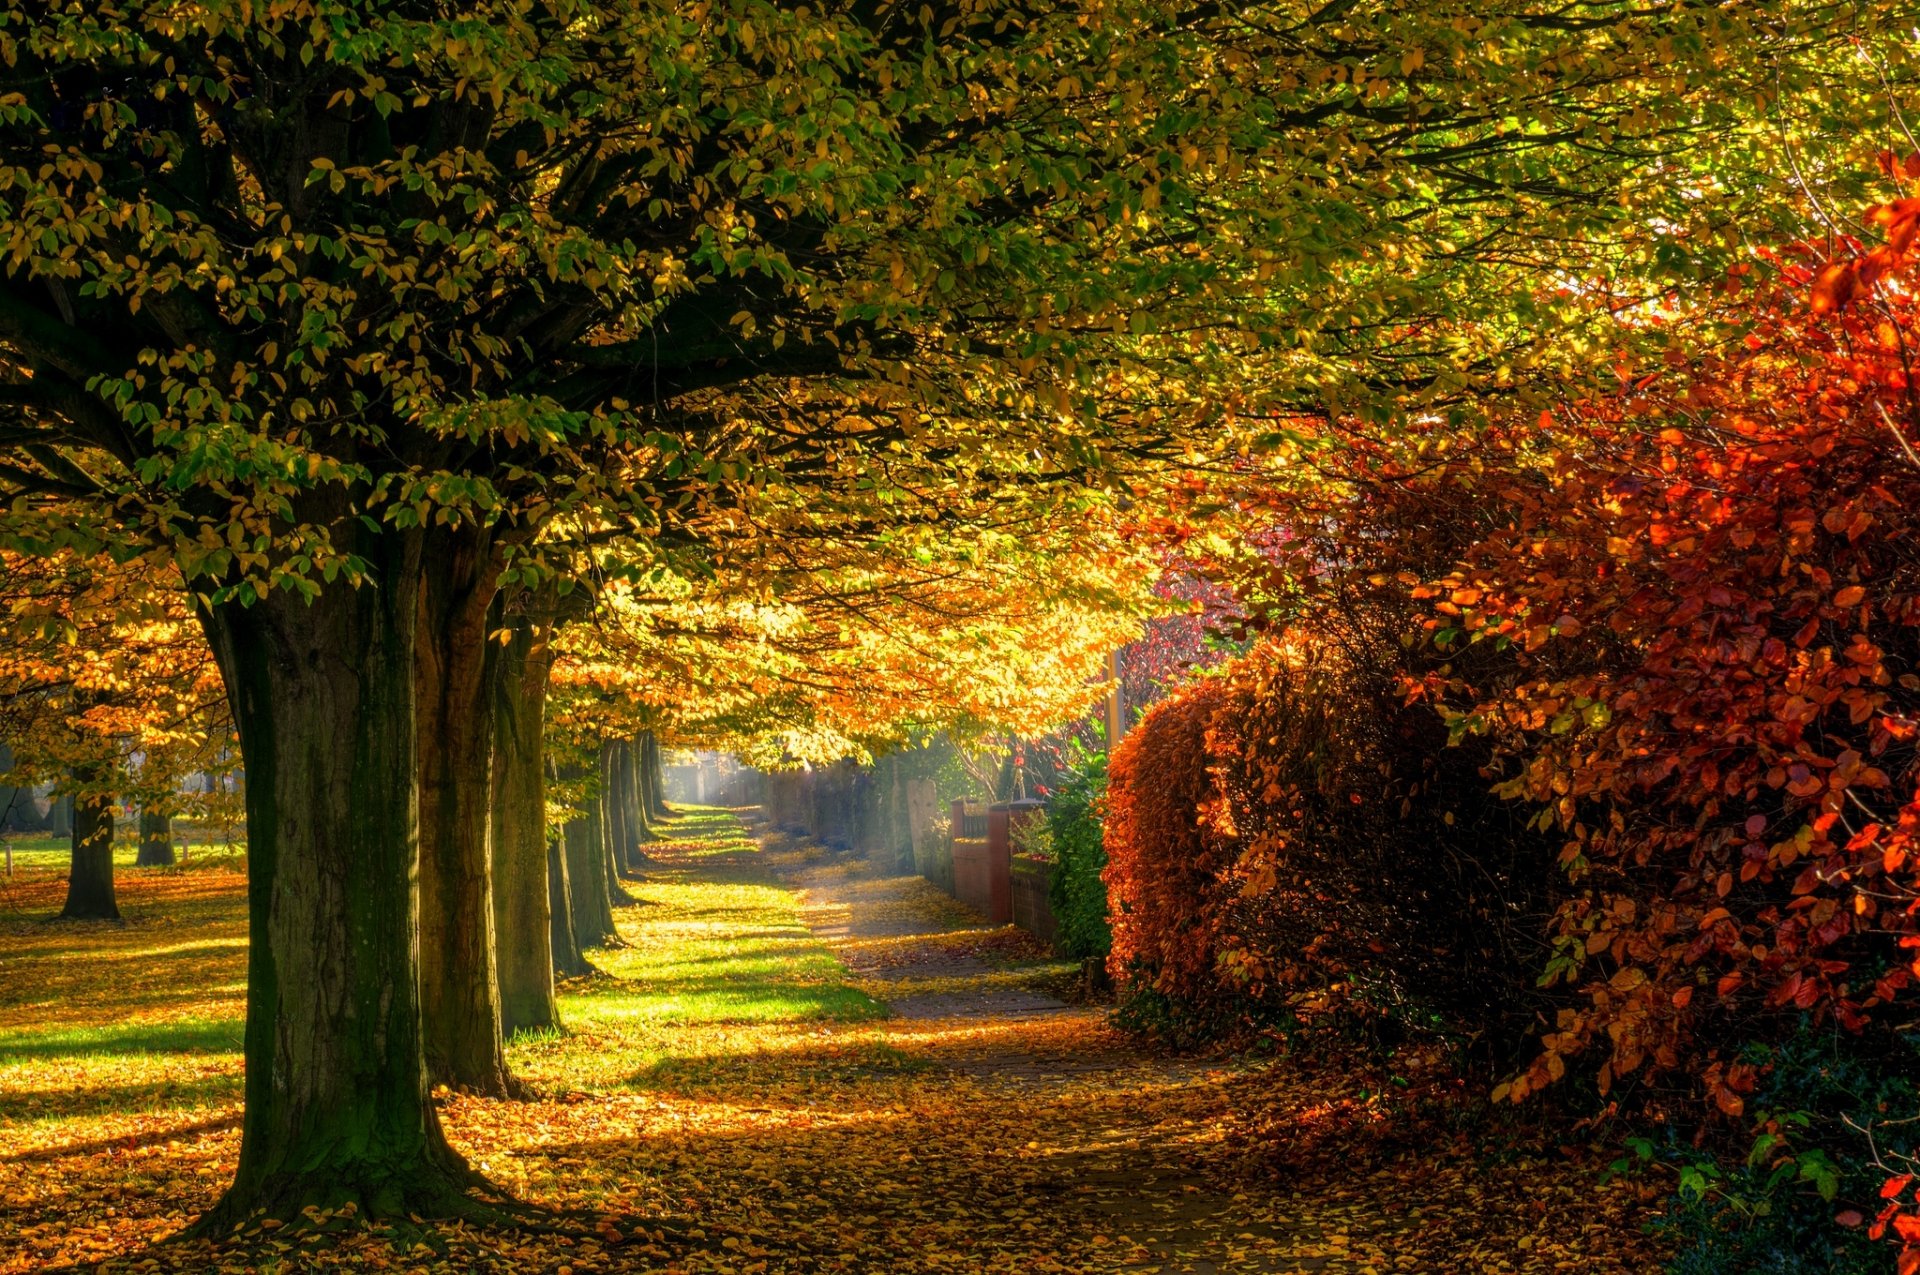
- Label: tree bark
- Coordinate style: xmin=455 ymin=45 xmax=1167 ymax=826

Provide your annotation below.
xmin=642 ymin=732 xmax=671 ymax=821
xmin=47 ymin=791 xmax=71 ymax=839
xmin=414 ymin=525 xmax=514 ymax=1097
xmin=490 ymin=601 xmax=558 ymax=1037
xmin=600 ymin=741 xmax=634 ymax=877
xmin=623 ymin=739 xmax=655 ymax=853
xmin=561 ymin=778 xmax=618 ymax=948
xmin=59 ymin=787 xmax=119 ymax=920
xmin=136 ymin=807 xmax=176 ymax=867
xmin=0 ymin=741 xmax=44 ymax=833
xmin=548 ymin=833 xmax=590 ymax=976
xmin=193 ymin=529 xmax=482 ymax=1228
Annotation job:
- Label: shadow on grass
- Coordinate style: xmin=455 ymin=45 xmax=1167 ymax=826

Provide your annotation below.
xmin=0 ymin=1016 xmax=243 ymax=1062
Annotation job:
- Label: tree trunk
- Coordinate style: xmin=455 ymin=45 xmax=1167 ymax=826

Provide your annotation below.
xmin=136 ymin=807 xmax=176 ymax=866
xmin=490 ymin=602 xmax=558 ymax=1037
xmin=47 ymin=791 xmax=71 ymax=839
xmin=193 ymin=530 xmax=481 ymax=1229
xmin=0 ymin=741 xmax=42 ymax=833
xmin=624 ymin=739 xmax=655 ymax=852
xmin=600 ymin=741 xmax=638 ymax=880
xmin=59 ymin=787 xmax=119 ymax=920
xmin=547 ymin=833 xmax=589 ymax=976
xmin=562 ymin=780 xmax=618 ymax=947
xmin=414 ymin=526 xmax=513 ymax=1097
xmin=642 ymin=732 xmax=671 ymax=821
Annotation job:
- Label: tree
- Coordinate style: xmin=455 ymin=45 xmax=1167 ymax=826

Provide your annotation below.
xmin=0 ymin=548 xmax=229 ymax=917
xmin=491 ymin=587 xmax=562 ymax=1036
xmin=59 ymin=778 xmax=117 ymax=920
xmin=135 ymin=805 xmax=174 ymax=867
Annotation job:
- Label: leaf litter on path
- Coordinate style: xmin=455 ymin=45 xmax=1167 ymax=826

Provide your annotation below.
xmin=0 ymin=809 xmax=1665 ymax=1272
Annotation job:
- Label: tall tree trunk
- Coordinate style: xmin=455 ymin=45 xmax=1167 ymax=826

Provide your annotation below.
xmin=490 ymin=602 xmax=558 ymax=1037
xmin=193 ymin=530 xmax=480 ymax=1228
xmin=624 ymin=740 xmax=655 ymax=852
xmin=47 ymin=791 xmax=71 ymax=839
xmin=136 ymin=807 xmax=176 ymax=867
xmin=547 ymin=833 xmax=589 ymax=975
xmin=0 ymin=740 xmax=39 ymax=833
xmin=600 ymin=741 xmax=636 ymax=880
xmin=414 ymin=526 xmax=513 ymax=1097
xmin=60 ymin=786 xmax=119 ymax=920
xmin=562 ymin=780 xmax=618 ymax=947
xmin=642 ymin=732 xmax=671 ymax=821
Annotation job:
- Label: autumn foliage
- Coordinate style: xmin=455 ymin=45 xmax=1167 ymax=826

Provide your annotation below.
xmin=1103 ymin=592 xmax=1562 ymax=1059
xmin=1103 ymin=677 xmax=1232 ymax=1022
xmin=1100 ymin=193 xmax=1920 ymax=1268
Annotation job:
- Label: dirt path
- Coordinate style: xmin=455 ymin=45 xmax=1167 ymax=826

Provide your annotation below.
xmin=711 ymin=812 xmax=1662 ymax=1275
xmin=771 ymin=826 xmax=1295 ymax=1272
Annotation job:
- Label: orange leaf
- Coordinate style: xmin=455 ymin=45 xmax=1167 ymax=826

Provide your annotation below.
xmin=1811 ymin=261 xmax=1859 ymax=315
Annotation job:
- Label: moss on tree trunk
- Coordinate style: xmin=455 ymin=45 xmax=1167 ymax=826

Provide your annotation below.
xmin=193 ymin=528 xmax=485 ymax=1230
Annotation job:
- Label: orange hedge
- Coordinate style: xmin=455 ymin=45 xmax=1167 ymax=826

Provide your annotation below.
xmin=1102 ymin=675 xmax=1231 ymax=1010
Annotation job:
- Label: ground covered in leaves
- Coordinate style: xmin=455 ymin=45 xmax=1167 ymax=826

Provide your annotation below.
xmin=0 ymin=811 xmax=1668 ymax=1272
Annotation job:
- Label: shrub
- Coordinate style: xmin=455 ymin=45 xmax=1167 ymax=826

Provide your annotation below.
xmin=1102 ymin=597 xmax=1563 ymax=1061
xmin=1046 ymin=746 xmax=1110 ymax=960
xmin=1102 ymin=676 xmax=1233 ymax=1011
xmin=1632 ymin=1026 xmax=1920 ymax=1274
xmin=1434 ymin=251 xmax=1920 ymax=1119
xmin=1202 ymin=632 xmax=1563 ymax=1065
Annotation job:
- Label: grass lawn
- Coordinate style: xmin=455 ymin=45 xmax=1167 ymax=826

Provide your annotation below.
xmin=511 ymin=807 xmax=886 ymax=1091
xmin=1 ymin=831 xmax=245 ymax=873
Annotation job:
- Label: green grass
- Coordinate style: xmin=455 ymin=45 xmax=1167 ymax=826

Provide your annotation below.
xmin=572 ymin=871 xmax=885 ymax=1025
xmin=0 ymin=833 xmax=245 ymax=871
xmin=0 ymin=1016 xmax=243 ymax=1062
xmin=512 ymin=807 xmax=885 ymax=1089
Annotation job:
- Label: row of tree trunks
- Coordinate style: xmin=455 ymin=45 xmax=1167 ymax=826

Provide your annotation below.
xmin=640 ymin=732 xmax=671 ymax=823
xmin=548 ymin=829 xmax=591 ymax=978
xmin=601 ymin=742 xmax=632 ymax=880
xmin=628 ymin=740 xmax=656 ymax=853
xmin=562 ymin=774 xmax=620 ymax=949
xmin=185 ymin=513 xmax=664 ymax=1223
xmin=756 ymin=758 xmax=918 ymax=867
